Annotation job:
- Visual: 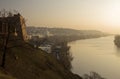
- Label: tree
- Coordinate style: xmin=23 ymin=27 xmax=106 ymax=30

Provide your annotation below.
xmin=83 ymin=72 xmax=106 ymax=79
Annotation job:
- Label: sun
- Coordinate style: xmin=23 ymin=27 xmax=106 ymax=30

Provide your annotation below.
xmin=103 ymin=3 xmax=120 ymax=27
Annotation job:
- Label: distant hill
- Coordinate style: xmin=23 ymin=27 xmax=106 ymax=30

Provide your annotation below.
xmin=26 ymin=26 xmax=109 ymax=37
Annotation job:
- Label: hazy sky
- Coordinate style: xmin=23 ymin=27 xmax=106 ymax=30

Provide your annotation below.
xmin=1 ymin=0 xmax=120 ymax=33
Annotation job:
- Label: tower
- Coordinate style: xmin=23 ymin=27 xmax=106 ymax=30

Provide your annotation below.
xmin=0 ymin=13 xmax=28 ymax=67
xmin=0 ymin=13 xmax=28 ymax=41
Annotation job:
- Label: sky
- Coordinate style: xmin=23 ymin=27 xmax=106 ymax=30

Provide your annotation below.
xmin=1 ymin=0 xmax=120 ymax=33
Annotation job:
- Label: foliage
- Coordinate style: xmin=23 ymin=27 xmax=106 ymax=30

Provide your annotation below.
xmin=83 ymin=72 xmax=105 ymax=79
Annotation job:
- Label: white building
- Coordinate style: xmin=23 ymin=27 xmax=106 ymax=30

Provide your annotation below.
xmin=38 ymin=45 xmax=52 ymax=53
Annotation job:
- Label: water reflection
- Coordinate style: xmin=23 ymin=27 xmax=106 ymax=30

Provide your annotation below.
xmin=69 ymin=36 xmax=120 ymax=79
xmin=115 ymin=46 xmax=120 ymax=57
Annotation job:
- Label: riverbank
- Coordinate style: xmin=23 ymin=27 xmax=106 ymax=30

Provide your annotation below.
xmin=114 ymin=35 xmax=120 ymax=47
xmin=46 ymin=35 xmax=110 ymax=43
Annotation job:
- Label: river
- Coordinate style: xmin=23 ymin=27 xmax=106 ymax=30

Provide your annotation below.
xmin=68 ymin=36 xmax=120 ymax=79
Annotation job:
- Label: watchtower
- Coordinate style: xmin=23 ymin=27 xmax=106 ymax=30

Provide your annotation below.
xmin=0 ymin=13 xmax=28 ymax=41
xmin=0 ymin=13 xmax=28 ymax=67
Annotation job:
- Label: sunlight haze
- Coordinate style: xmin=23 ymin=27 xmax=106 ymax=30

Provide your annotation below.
xmin=1 ymin=0 xmax=120 ymax=34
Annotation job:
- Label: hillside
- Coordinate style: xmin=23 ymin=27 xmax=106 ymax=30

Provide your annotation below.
xmin=27 ymin=26 xmax=109 ymax=36
xmin=0 ymin=41 xmax=82 ymax=79
xmin=0 ymin=68 xmax=16 ymax=79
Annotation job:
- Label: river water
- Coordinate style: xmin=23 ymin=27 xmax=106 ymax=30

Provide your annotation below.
xmin=68 ymin=36 xmax=120 ymax=79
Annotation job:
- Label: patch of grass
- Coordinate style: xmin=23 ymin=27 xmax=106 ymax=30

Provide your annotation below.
xmin=0 ymin=41 xmax=82 ymax=79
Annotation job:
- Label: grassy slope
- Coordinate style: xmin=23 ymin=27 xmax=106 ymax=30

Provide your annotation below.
xmin=0 ymin=41 xmax=82 ymax=79
xmin=0 ymin=72 xmax=16 ymax=79
xmin=0 ymin=68 xmax=16 ymax=79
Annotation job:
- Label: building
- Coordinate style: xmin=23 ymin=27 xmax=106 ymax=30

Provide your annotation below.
xmin=0 ymin=13 xmax=28 ymax=41
xmin=38 ymin=45 xmax=52 ymax=53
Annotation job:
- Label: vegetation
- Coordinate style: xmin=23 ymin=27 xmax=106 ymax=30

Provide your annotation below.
xmin=114 ymin=35 xmax=120 ymax=47
xmin=83 ymin=72 xmax=105 ymax=79
xmin=29 ymin=37 xmax=73 ymax=70
xmin=0 ymin=41 xmax=82 ymax=79
xmin=0 ymin=69 xmax=16 ymax=79
xmin=52 ymin=41 xmax=73 ymax=70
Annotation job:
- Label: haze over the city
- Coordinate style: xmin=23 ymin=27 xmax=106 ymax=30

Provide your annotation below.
xmin=1 ymin=0 xmax=120 ymax=34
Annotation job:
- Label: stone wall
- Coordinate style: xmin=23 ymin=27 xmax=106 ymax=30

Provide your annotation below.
xmin=0 ymin=13 xmax=28 ymax=41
